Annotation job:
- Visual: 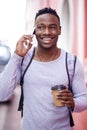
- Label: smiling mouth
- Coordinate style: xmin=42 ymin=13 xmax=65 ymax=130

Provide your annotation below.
xmin=41 ymin=37 xmax=53 ymax=41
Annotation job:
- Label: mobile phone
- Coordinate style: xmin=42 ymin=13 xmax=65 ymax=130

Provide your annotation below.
xmin=33 ymin=29 xmax=35 ymax=34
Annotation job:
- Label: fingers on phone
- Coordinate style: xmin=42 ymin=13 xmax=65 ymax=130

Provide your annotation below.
xmin=23 ymin=35 xmax=33 ymax=49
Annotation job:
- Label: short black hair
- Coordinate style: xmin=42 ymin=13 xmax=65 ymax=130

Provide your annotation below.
xmin=35 ymin=7 xmax=60 ymax=24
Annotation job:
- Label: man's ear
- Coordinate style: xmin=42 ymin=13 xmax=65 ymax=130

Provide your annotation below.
xmin=58 ymin=26 xmax=61 ymax=35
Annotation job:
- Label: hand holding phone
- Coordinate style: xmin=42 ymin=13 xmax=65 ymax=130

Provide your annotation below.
xmin=15 ymin=35 xmax=33 ymax=57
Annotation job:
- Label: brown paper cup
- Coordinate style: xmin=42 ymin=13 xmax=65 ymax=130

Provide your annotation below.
xmin=51 ymin=85 xmax=66 ymax=107
xmin=52 ymin=90 xmax=64 ymax=106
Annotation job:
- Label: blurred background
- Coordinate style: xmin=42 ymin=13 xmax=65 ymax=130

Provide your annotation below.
xmin=0 ymin=0 xmax=87 ymax=130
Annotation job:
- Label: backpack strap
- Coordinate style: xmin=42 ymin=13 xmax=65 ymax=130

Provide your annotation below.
xmin=65 ymin=52 xmax=77 ymax=92
xmin=18 ymin=47 xmax=35 ymax=116
xmin=65 ymin=52 xmax=77 ymax=127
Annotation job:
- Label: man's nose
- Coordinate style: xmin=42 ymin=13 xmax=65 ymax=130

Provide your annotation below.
xmin=43 ymin=27 xmax=51 ymax=34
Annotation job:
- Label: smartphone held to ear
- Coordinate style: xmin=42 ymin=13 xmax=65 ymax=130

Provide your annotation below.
xmin=33 ymin=29 xmax=35 ymax=34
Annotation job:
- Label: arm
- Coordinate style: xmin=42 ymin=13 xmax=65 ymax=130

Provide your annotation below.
xmin=72 ymin=58 xmax=87 ymax=112
xmin=56 ymin=58 xmax=87 ymax=112
xmin=0 ymin=53 xmax=22 ymax=101
xmin=0 ymin=35 xmax=33 ymax=101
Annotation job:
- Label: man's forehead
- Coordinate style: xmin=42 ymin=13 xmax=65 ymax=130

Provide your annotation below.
xmin=35 ymin=13 xmax=59 ymax=25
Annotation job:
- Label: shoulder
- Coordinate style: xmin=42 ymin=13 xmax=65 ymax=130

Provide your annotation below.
xmin=66 ymin=51 xmax=76 ymax=61
xmin=63 ymin=50 xmax=84 ymax=74
xmin=61 ymin=49 xmax=77 ymax=63
xmin=23 ymin=47 xmax=35 ymax=62
xmin=21 ymin=46 xmax=35 ymax=71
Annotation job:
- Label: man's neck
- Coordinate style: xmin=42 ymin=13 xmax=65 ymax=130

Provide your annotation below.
xmin=34 ymin=46 xmax=61 ymax=62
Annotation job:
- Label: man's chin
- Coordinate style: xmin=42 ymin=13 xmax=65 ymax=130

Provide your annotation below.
xmin=40 ymin=44 xmax=54 ymax=49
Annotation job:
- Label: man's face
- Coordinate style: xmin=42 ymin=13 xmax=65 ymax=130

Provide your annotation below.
xmin=34 ymin=13 xmax=61 ymax=49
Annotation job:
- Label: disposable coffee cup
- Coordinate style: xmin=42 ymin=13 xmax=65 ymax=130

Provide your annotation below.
xmin=51 ymin=85 xmax=66 ymax=106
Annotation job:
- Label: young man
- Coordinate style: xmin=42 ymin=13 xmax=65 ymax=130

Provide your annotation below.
xmin=0 ymin=7 xmax=87 ymax=130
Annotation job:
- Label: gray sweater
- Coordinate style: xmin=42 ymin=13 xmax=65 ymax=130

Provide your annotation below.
xmin=0 ymin=47 xmax=87 ymax=130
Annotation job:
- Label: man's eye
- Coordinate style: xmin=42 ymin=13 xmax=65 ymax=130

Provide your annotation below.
xmin=37 ymin=26 xmax=44 ymax=30
xmin=49 ymin=26 xmax=57 ymax=30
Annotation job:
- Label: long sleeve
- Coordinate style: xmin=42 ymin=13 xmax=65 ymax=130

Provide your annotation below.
xmin=72 ymin=58 xmax=87 ymax=112
xmin=0 ymin=53 xmax=23 ymax=101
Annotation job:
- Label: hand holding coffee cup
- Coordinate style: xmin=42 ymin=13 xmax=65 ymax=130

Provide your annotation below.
xmin=51 ymin=85 xmax=66 ymax=106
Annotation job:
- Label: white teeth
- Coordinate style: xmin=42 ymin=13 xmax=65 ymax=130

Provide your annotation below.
xmin=43 ymin=38 xmax=52 ymax=41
